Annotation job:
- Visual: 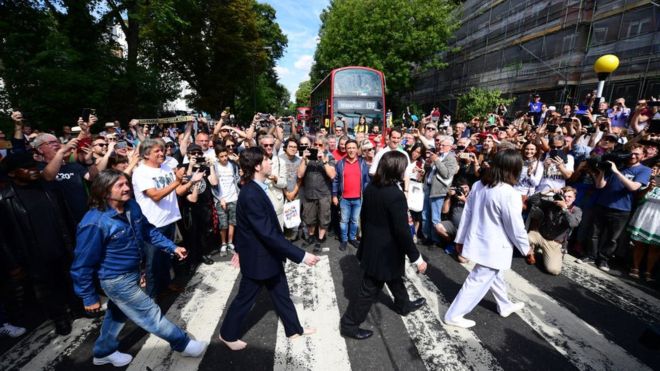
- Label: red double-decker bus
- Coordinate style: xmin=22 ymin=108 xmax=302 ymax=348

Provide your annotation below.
xmin=309 ymin=66 xmax=386 ymax=133
xmin=295 ymin=106 xmax=311 ymax=122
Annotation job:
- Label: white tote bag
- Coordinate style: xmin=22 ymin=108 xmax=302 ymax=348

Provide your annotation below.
xmin=407 ymin=181 xmax=424 ymax=212
xmin=283 ymin=199 xmax=302 ymax=229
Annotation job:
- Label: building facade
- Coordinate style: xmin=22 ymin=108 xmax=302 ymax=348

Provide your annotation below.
xmin=412 ymin=0 xmax=659 ymax=117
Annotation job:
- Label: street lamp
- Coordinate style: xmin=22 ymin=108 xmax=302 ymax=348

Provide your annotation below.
xmin=593 ymin=54 xmax=619 ymax=101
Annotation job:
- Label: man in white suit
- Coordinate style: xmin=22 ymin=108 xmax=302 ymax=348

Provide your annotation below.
xmin=445 ymin=149 xmax=532 ymax=328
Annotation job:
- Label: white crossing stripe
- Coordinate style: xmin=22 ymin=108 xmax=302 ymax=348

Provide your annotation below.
xmin=460 ymin=261 xmax=651 ymax=371
xmin=127 ymin=261 xmax=240 ymax=371
xmin=562 ymin=255 xmax=660 ymax=323
xmin=403 ymin=263 xmax=503 ymax=371
xmin=273 ymin=256 xmax=351 ymax=371
xmin=0 ymin=317 xmax=101 ymax=371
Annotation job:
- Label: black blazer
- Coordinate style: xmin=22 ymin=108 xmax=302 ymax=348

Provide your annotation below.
xmin=234 ymin=180 xmax=305 ymax=280
xmin=356 ymin=183 xmax=421 ymax=281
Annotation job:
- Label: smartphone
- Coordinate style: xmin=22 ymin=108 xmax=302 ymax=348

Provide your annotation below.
xmin=459 ymin=152 xmax=471 ymax=160
xmin=308 ymin=148 xmax=319 ymax=159
xmin=105 ymin=122 xmax=115 ymax=128
xmin=71 ymin=126 xmax=82 ymax=133
xmin=81 ymin=108 xmax=96 ymax=122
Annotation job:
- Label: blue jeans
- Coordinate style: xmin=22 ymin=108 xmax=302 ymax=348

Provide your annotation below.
xmin=339 ymin=198 xmax=362 ymax=242
xmin=145 ymin=223 xmax=175 ymax=298
xmin=422 ymin=194 xmax=445 ymax=243
xmin=94 ymin=272 xmax=190 ymax=358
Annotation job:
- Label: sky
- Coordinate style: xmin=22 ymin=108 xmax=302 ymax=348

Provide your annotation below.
xmin=263 ymin=0 xmax=329 ymax=101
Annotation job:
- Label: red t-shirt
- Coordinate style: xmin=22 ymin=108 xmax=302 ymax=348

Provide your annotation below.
xmin=342 ymin=159 xmax=361 ymax=199
xmin=332 ymin=149 xmax=346 ymax=161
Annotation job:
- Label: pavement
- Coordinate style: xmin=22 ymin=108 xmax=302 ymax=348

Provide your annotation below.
xmin=1 ymin=233 xmax=659 ymax=371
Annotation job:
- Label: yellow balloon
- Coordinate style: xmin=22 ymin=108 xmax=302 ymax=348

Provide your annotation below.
xmin=594 ymin=54 xmax=619 ymax=74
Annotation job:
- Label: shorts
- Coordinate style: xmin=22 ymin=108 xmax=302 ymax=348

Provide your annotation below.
xmin=216 ymin=201 xmax=237 ymax=229
xmin=302 ymin=196 xmax=332 ymax=228
xmin=439 ymin=220 xmax=457 ymax=238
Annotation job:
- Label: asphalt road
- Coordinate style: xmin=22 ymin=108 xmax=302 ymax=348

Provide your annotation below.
xmin=1 ymin=234 xmax=659 ymax=371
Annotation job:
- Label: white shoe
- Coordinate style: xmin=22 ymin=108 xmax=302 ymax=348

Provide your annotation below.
xmin=181 ymin=339 xmax=208 ymax=357
xmin=444 ymin=317 xmax=476 ymax=328
xmin=0 ymin=322 xmax=26 ymax=338
xmin=499 ymin=302 xmax=525 ymax=318
xmin=93 ymin=351 xmax=133 ymax=367
xmin=220 ymin=245 xmax=228 ymax=257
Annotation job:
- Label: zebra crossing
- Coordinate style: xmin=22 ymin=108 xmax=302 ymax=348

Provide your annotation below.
xmin=1 ymin=244 xmax=659 ymax=371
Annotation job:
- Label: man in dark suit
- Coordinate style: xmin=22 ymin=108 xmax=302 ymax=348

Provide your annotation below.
xmin=219 ymin=147 xmax=320 ymax=351
xmin=340 ymin=151 xmax=427 ymax=340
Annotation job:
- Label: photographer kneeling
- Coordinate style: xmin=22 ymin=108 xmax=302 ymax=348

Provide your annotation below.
xmin=436 ymin=179 xmax=470 ymax=262
xmin=527 ymin=187 xmax=582 ymax=275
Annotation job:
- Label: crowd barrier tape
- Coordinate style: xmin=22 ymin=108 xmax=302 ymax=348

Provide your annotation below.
xmin=137 ymin=115 xmax=195 ymax=125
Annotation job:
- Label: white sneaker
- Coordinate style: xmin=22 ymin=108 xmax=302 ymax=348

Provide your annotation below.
xmin=0 ymin=322 xmax=26 ymax=338
xmin=227 ymin=243 xmax=235 ymax=251
xmin=220 ymin=245 xmax=228 ymax=257
xmin=181 ymin=339 xmax=208 ymax=357
xmin=499 ymin=302 xmax=525 ymax=318
xmin=444 ymin=317 xmax=476 ymax=328
xmin=93 ymin=351 xmax=133 ymax=367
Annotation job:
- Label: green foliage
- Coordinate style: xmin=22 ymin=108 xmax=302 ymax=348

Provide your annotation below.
xmin=295 ymin=80 xmax=312 ymax=106
xmin=311 ymin=0 xmax=459 ymax=103
xmin=456 ymin=87 xmax=515 ymax=121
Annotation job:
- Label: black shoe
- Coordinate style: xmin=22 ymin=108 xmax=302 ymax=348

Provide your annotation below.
xmin=397 ymin=298 xmax=426 ymax=316
xmin=54 ymin=319 xmax=72 ymax=336
xmin=339 ymin=241 xmax=347 ymax=251
xmin=201 ymin=255 xmax=215 ymax=265
xmin=313 ymin=241 xmax=322 ymax=253
xmin=576 ymin=256 xmax=596 ymax=264
xmin=348 ymin=240 xmax=360 ymax=249
xmin=302 ymin=236 xmax=315 ymax=248
xmin=341 ymin=328 xmax=373 ymax=340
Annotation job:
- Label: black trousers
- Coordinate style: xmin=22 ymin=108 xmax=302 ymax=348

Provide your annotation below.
xmin=340 ymin=273 xmax=411 ymax=335
xmin=220 ymin=271 xmax=303 ymax=341
xmin=589 ymin=205 xmax=630 ymax=262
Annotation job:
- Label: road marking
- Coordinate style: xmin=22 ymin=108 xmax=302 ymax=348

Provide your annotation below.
xmin=127 ymin=261 xmax=240 ymax=371
xmin=403 ymin=263 xmax=503 ymax=371
xmin=460 ymin=261 xmax=651 ymax=371
xmin=273 ymin=256 xmax=351 ymax=371
xmin=0 ymin=316 xmax=101 ymax=371
xmin=562 ymin=255 xmax=660 ymax=323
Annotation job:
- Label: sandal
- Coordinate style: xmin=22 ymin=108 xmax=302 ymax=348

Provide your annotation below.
xmin=629 ymin=268 xmax=640 ymax=279
xmin=644 ymin=272 xmax=656 ymax=283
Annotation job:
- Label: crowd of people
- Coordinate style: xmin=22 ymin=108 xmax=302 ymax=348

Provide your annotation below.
xmin=0 ymin=93 xmax=658 ymax=352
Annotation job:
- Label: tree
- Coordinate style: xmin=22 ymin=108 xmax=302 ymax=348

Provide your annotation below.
xmin=295 ymin=80 xmax=312 ymax=106
xmin=311 ymin=0 xmax=459 ymax=104
xmin=456 ymin=88 xmax=515 ymax=121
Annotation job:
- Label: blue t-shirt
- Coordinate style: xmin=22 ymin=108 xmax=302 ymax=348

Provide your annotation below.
xmin=529 ymin=102 xmax=543 ymax=113
xmin=595 ymin=165 xmax=652 ymax=211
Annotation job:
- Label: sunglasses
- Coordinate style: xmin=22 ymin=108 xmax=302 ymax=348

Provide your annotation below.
xmin=315 ymin=143 xmax=324 ymax=147
xmin=94 ymin=143 xmax=108 ymax=147
xmin=226 ymin=145 xmax=235 ymax=148
xmin=262 ymin=143 xmax=274 ymax=148
xmin=425 ymin=127 xmax=437 ymax=131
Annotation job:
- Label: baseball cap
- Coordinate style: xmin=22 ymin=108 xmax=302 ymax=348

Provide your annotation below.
xmin=187 ymin=144 xmax=203 ymax=153
xmin=2 ymin=152 xmax=38 ymax=172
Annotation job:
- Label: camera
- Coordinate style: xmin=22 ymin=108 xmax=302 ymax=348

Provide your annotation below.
xmin=549 ymin=149 xmax=568 ymax=164
xmin=587 ymin=150 xmax=632 ymax=174
xmin=308 ymin=148 xmax=319 ymax=159
xmin=459 ymin=152 xmax=471 ymax=160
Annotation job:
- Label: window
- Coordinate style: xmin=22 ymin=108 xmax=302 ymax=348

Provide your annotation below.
xmin=591 ymin=27 xmax=607 ymax=45
xmin=626 ymin=19 xmax=650 ymax=38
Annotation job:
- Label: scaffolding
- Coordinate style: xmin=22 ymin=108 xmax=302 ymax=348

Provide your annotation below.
xmin=412 ymin=0 xmax=660 ymax=115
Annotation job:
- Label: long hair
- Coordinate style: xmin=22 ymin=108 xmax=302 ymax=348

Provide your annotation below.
xmin=88 ymin=169 xmax=128 ymax=211
xmin=372 ymin=151 xmax=408 ymax=187
xmin=481 ymin=149 xmax=523 ymax=188
xmin=406 ymin=141 xmax=426 ymax=161
xmin=239 ymin=147 xmax=264 ymax=182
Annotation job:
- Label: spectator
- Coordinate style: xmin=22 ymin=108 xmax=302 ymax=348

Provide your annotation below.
xmin=423 ymin=135 xmax=459 ymax=244
xmin=627 ymin=161 xmax=659 ymax=281
xmin=528 ymin=94 xmax=543 ymax=124
xmin=298 ymin=135 xmax=337 ymax=252
xmin=406 ymin=142 xmax=427 ymax=243
xmin=259 ymin=134 xmax=288 ymax=228
xmin=417 ymin=122 xmax=438 ymax=151
xmin=527 ymin=187 xmax=582 ymax=275
xmin=71 ymin=170 xmax=206 ymax=367
xmin=214 ymin=144 xmax=240 ymax=256
xmin=536 ymin=135 xmax=574 ymax=193
xmin=332 ymin=139 xmax=371 ymax=251
xmin=515 ymin=142 xmax=544 ymax=197
xmin=354 ymin=115 xmax=369 ymax=134
xmin=608 ymin=98 xmax=630 ymax=128
xmin=369 ymin=128 xmax=410 ymax=176
xmin=332 ymin=135 xmax=348 ymax=161
xmin=578 ymin=145 xmax=652 ymax=271
xmin=454 ymin=137 xmax=479 ymax=184
xmin=179 ymin=144 xmax=217 ymax=268
xmin=436 ymin=179 xmax=471 ymax=255
xmin=360 ymin=139 xmax=376 ymax=168
xmin=59 ymin=125 xmax=73 ymax=144
xmin=0 ymin=152 xmax=79 ymax=335
xmin=132 ymin=138 xmax=189 ymax=297
xmin=327 ymin=134 xmax=338 ymax=153
xmin=279 ymin=138 xmax=303 ymax=240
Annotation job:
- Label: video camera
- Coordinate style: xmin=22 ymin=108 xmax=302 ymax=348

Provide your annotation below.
xmin=586 ymin=150 xmax=632 ymax=174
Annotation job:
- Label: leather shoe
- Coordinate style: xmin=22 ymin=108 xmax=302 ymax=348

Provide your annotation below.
xmin=341 ymin=328 xmax=373 ymax=340
xmin=54 ymin=319 xmax=72 ymax=336
xmin=201 ymin=255 xmax=215 ymax=265
xmin=397 ymin=298 xmax=426 ymax=316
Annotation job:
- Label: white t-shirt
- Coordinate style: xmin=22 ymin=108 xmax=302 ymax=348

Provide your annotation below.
xmin=536 ymin=153 xmax=574 ymax=193
xmin=215 ymin=161 xmax=239 ymax=203
xmin=132 ymin=163 xmax=181 ymax=228
xmin=163 ymin=156 xmax=179 ymax=170
xmin=369 ymin=146 xmax=410 ymax=175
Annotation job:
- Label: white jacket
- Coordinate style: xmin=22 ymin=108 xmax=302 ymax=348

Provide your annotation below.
xmin=455 ymin=181 xmax=530 ymax=270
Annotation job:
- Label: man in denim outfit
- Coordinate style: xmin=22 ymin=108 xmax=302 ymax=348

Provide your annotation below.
xmin=71 ymin=169 xmax=207 ymax=367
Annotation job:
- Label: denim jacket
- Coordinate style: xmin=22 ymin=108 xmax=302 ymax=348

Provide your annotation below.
xmin=70 ymin=199 xmax=176 ymax=306
xmin=332 ymin=156 xmax=371 ymax=198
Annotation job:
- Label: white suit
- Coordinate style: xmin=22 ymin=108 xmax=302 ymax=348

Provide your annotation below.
xmin=445 ymin=181 xmax=530 ymax=322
